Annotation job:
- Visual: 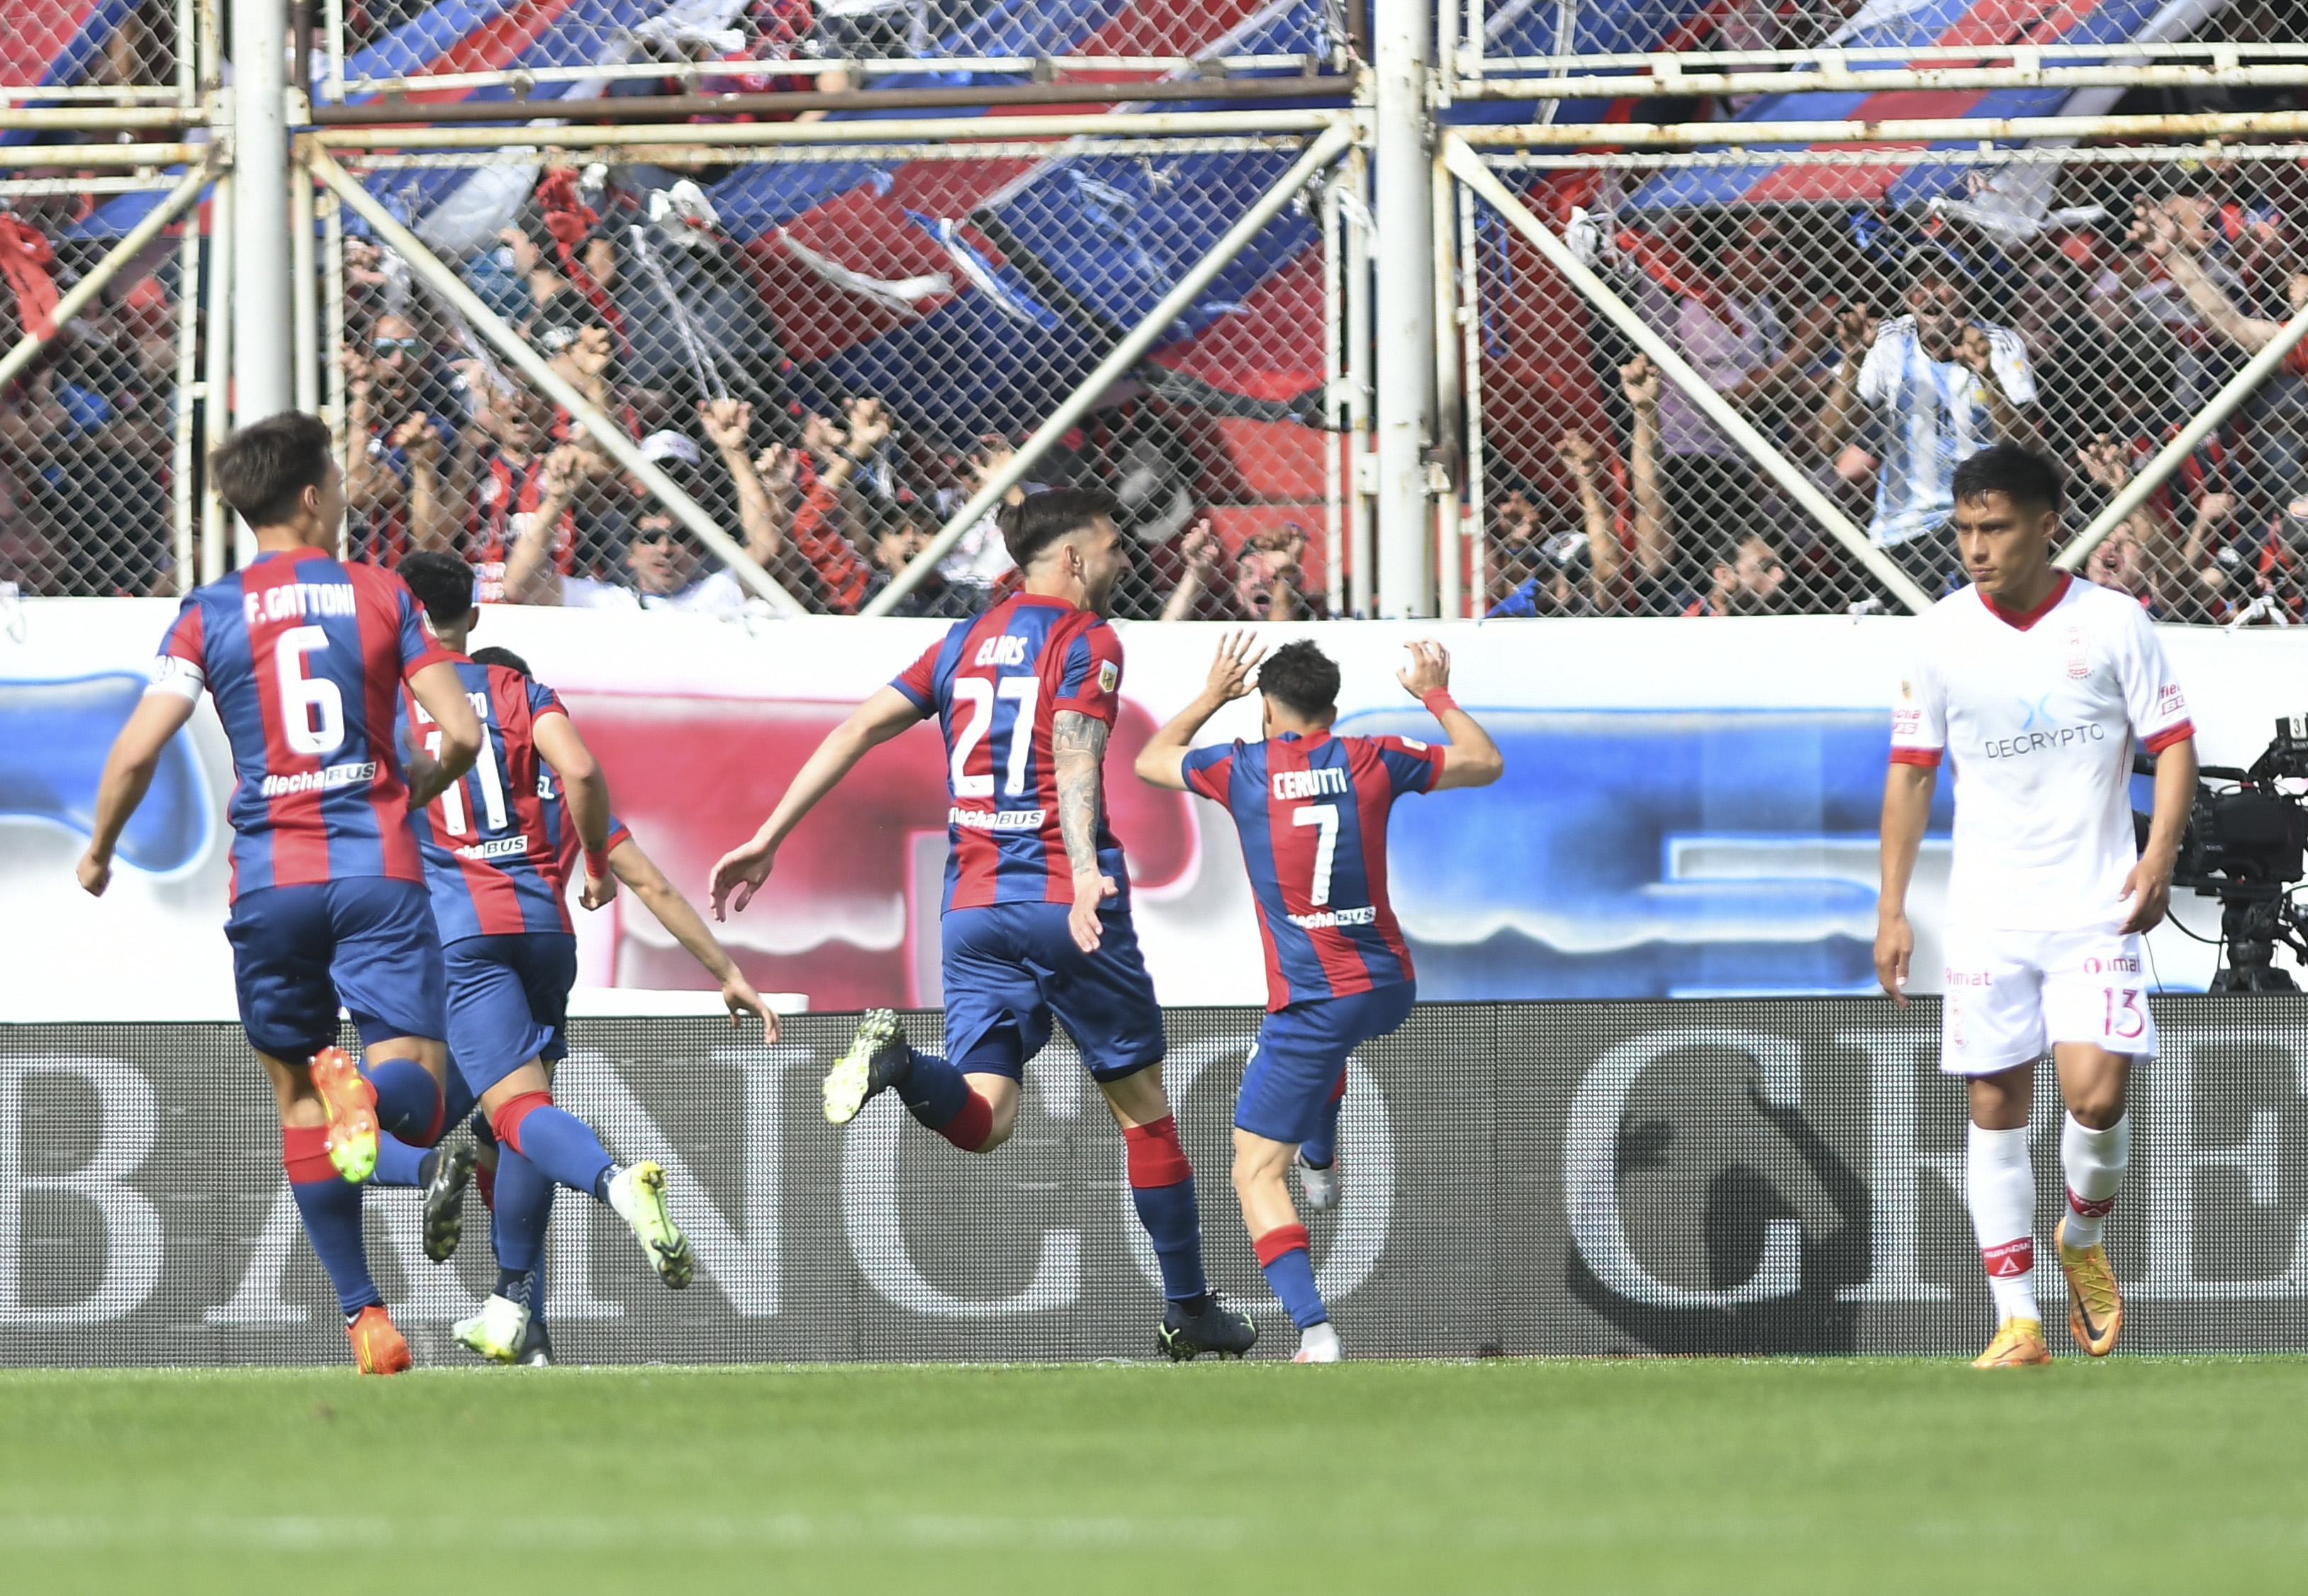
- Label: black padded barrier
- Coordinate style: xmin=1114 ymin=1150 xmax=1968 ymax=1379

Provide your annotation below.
xmin=3 ymin=997 xmax=2305 ymax=1365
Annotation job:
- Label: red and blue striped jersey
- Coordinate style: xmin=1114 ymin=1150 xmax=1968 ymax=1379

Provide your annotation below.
xmin=1182 ymin=731 xmax=1445 ymax=1011
xmin=156 ymin=546 xmax=452 ymax=899
xmin=399 ymin=657 xmax=586 ymax=943
xmin=890 ymin=592 xmax=1128 ymax=911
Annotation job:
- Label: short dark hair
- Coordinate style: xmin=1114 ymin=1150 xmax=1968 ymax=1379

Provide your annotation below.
xmin=1257 ymin=639 xmax=1340 ymax=719
xmin=209 ymin=412 xmax=334 ymax=529
xmin=1952 ymin=444 xmax=2064 ymax=516
xmin=397 ymin=551 xmax=477 ymax=627
xmin=999 ymin=487 xmax=1118 ymax=571
xmin=470 ymin=645 xmax=532 ymax=677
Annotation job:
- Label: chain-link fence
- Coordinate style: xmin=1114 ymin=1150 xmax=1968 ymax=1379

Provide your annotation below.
xmin=1454 ymin=141 xmax=2308 ymax=624
xmin=3 ymin=0 xmax=197 ymax=99
xmin=0 ymin=166 xmax=203 ymax=600
xmin=323 ymin=0 xmax=1354 ymax=105
xmin=315 ymin=130 xmax=1343 ymax=617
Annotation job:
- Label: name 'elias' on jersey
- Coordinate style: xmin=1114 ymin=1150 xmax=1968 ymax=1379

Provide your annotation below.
xmin=891 ymin=592 xmax=1128 ymax=911
xmin=1183 ymin=729 xmax=1445 ymax=1010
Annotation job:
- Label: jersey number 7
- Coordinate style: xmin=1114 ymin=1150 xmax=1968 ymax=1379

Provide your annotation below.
xmin=1293 ymin=802 xmax=1338 ymax=906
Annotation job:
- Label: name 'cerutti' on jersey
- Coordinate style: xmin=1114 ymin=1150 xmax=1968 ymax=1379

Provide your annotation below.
xmin=891 ymin=592 xmax=1129 ymax=911
xmin=398 ymin=657 xmax=632 ymax=943
xmin=1184 ymin=730 xmax=1445 ymax=1011
xmin=152 ymin=546 xmax=454 ymax=897
xmin=1889 ymin=572 xmax=2194 ymax=933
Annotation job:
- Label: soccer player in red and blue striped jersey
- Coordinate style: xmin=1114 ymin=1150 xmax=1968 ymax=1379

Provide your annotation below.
xmin=1138 ymin=635 xmax=1503 ymax=1361
xmin=76 ymin=412 xmax=483 ymax=1374
xmin=711 ymin=488 xmax=1257 ymax=1359
xmin=371 ymin=553 xmax=744 ymax=1361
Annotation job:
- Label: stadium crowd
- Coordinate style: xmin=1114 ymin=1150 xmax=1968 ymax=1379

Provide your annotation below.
xmin=6 ymin=153 xmax=2308 ymax=625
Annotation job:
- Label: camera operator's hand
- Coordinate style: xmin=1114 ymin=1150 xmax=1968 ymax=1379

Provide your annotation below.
xmin=2117 ymin=855 xmax=2175 ymax=935
xmin=1873 ymin=911 xmax=1914 ymax=1007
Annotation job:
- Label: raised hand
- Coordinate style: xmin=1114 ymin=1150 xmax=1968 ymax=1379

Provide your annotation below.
xmin=700 ymin=396 xmax=754 ymax=454
xmin=390 ymin=415 xmax=441 ymax=465
xmin=1203 ymin=629 xmax=1266 ymax=704
xmin=846 ymin=395 xmax=892 ymax=454
xmin=1397 ymin=637 xmax=1452 ymax=699
xmin=1177 ymin=518 xmax=1219 ymax=578
xmin=1556 ymin=430 xmax=1601 ymax=480
xmin=1836 ymin=303 xmax=1879 ymax=359
xmin=2130 ymin=198 xmax=2184 ymax=262
xmin=1956 ymin=325 xmax=1997 ymax=376
xmin=753 ymin=442 xmax=795 ymax=497
xmin=1618 ymin=352 xmax=1661 ymax=408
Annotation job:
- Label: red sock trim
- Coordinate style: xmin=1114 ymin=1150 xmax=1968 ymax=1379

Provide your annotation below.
xmin=283 ymin=1124 xmax=337 ymax=1184
xmin=1254 ymin=1223 xmax=1311 ymax=1268
xmin=1982 ymin=1238 xmax=2034 ymax=1279
xmin=1327 ymin=1069 xmax=1348 ymax=1104
xmin=491 ymin=1090 xmax=554 ymax=1157
xmin=1124 ymin=1115 xmax=1194 ymax=1188
xmin=936 ymin=1090 xmax=994 ymax=1153
xmin=2068 ymin=1188 xmax=2117 ymax=1219
xmin=474 ymin=1163 xmax=496 ymax=1211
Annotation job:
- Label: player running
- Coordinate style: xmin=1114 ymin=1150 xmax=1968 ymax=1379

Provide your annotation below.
xmin=709 ymin=487 xmax=1257 ymax=1359
xmin=1137 ymin=636 xmax=1501 ymax=1361
xmin=1876 ymin=443 xmax=2198 ymax=1369
xmin=372 ymin=553 xmax=777 ymax=1364
xmin=74 ymin=412 xmax=482 ymax=1374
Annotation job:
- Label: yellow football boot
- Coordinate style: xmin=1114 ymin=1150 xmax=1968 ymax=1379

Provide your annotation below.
xmin=1971 ymin=1317 xmax=2051 ymax=1369
xmin=2056 ymin=1217 xmax=2124 ymax=1358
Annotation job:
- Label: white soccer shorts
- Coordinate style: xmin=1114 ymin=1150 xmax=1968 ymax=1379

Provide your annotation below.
xmin=1937 ymin=924 xmax=2159 ymax=1075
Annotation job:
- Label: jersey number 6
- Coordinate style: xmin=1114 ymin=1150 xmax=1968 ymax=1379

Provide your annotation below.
xmin=274 ymin=625 xmax=346 ymax=758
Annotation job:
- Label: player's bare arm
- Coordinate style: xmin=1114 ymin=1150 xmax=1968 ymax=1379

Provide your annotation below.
xmin=710 ymin=685 xmax=926 ymax=919
xmin=610 ymin=836 xmax=778 ymax=1043
xmin=75 ymin=689 xmax=199 ymax=897
xmin=1053 ymin=708 xmax=1117 ymax=954
xmin=2123 ymin=735 xmax=2200 ymax=934
xmin=533 ymin=709 xmax=617 ymax=909
xmin=1136 ymin=631 xmax=1267 ymax=792
xmin=403 ymin=660 xmax=483 ymax=810
xmin=1398 ymin=640 xmax=1504 ymax=789
xmin=1875 ymin=761 xmax=1937 ymax=1006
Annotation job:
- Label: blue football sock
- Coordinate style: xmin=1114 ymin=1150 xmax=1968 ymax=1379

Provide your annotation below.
xmin=491 ymin=1147 xmax=551 ymax=1277
xmin=370 ymin=1135 xmax=430 ymax=1188
xmin=1256 ymin=1225 xmax=1328 ymax=1330
xmin=497 ymin=1098 xmax=615 ymax=1202
xmin=359 ymin=1056 xmax=443 ymax=1145
xmin=894 ymin=1044 xmax=970 ymax=1130
xmin=1125 ymin=1117 xmax=1208 ymax=1304
xmin=285 ymin=1125 xmax=380 ymax=1317
xmin=1301 ymin=1074 xmax=1345 ymax=1169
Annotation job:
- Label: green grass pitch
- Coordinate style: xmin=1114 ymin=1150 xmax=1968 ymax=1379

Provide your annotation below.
xmin=4 ymin=1357 xmax=2305 ymax=1592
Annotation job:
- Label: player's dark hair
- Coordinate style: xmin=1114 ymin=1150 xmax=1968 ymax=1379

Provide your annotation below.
xmin=470 ymin=645 xmax=532 ymax=677
xmin=397 ymin=551 xmax=478 ymax=626
xmin=1953 ymin=443 xmax=2064 ymax=516
xmin=208 ymin=411 xmax=335 ymax=529
xmin=1258 ymin=640 xmax=1340 ymax=719
xmin=999 ymin=486 xmax=1119 ymax=571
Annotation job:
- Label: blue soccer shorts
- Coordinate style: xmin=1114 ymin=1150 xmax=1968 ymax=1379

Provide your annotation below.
xmin=1236 ymin=982 xmax=1416 ymax=1145
xmin=939 ymin=901 xmax=1166 ymax=1082
xmin=225 ymin=878 xmax=447 ymax=1061
xmin=442 ymin=931 xmax=578 ymax=1099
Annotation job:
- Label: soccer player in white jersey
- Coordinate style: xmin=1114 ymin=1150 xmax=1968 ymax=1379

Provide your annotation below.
xmin=1876 ymin=444 xmax=2199 ymax=1369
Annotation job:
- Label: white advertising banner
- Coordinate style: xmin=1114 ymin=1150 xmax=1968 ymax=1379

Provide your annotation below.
xmin=5 ymin=599 xmax=2304 ymax=1021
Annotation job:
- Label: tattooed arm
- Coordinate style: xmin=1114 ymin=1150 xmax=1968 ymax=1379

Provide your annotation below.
xmin=1053 ymin=708 xmax=1119 ymax=953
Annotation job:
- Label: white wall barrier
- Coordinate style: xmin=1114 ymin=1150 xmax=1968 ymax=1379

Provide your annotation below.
xmin=6 ymin=602 xmax=2306 ymax=1023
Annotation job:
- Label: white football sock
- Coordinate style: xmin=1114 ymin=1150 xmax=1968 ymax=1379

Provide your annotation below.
xmin=1296 ymin=1322 xmax=1341 ymax=1363
xmin=2060 ymin=1113 xmax=2129 ymax=1249
xmin=1967 ymin=1122 xmax=2039 ymax=1326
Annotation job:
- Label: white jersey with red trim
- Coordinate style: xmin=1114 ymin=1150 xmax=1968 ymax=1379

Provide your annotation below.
xmin=1890 ymin=573 xmax=2194 ymax=932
